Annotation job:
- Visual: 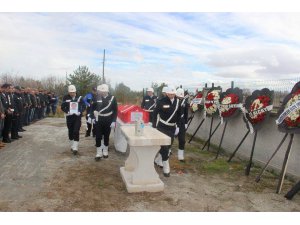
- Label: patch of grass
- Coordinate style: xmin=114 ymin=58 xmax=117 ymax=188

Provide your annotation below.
xmin=202 ymin=159 xmax=230 ymax=173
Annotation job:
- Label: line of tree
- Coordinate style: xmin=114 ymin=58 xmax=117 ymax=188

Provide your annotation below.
xmin=1 ymin=65 xmax=144 ymax=105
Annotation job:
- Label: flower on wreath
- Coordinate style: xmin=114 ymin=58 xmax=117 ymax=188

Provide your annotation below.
xmin=219 ymin=93 xmax=239 ymax=118
xmin=284 ymin=89 xmax=300 ymax=127
xmin=249 ymin=95 xmax=271 ymax=124
xmin=190 ymin=92 xmax=203 ymax=112
xmin=205 ymin=90 xmax=220 ymax=115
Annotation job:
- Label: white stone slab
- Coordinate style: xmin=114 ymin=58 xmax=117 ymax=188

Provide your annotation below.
xmin=120 ymin=126 xmax=171 ymax=193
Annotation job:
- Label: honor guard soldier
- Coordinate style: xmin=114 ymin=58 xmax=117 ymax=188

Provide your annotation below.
xmin=92 ymin=84 xmax=118 ymax=161
xmin=175 ymin=88 xmax=189 ymax=162
xmin=141 ymin=87 xmax=157 ymax=124
xmin=153 ymin=86 xmax=181 ymax=177
xmin=83 ymin=87 xmax=97 ymax=137
xmin=61 ymin=85 xmax=86 ymax=155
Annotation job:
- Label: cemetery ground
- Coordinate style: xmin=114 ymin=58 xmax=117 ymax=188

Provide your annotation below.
xmin=0 ymin=117 xmax=300 ymax=212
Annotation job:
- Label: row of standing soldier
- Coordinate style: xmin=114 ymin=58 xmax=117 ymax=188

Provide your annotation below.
xmin=0 ymin=83 xmax=58 ymax=147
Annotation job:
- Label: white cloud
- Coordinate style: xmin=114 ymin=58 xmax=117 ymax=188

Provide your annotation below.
xmin=1 ymin=13 xmax=300 ymax=91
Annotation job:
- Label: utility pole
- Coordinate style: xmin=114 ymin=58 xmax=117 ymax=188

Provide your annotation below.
xmin=102 ymin=49 xmax=106 ymax=84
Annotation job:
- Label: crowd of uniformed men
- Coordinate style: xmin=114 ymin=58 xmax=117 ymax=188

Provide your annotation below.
xmin=0 ymin=83 xmax=58 ymax=147
xmin=61 ymin=83 xmax=189 ymax=178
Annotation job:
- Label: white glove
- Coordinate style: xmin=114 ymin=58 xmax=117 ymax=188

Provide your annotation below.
xmin=93 ymin=111 xmax=99 ymax=122
xmin=175 ymin=127 xmax=179 ymax=136
xmin=75 ymin=112 xmax=81 ymax=116
xmin=110 ymin=122 xmax=116 ymax=128
xmin=185 ymin=124 xmax=188 ymax=129
xmin=87 ymin=117 xmax=92 ymax=124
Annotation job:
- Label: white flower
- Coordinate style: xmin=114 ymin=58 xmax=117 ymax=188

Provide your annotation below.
xmin=285 ymin=94 xmax=300 ymax=122
xmin=206 ymin=105 xmax=217 ymax=114
xmin=210 ymin=90 xmax=220 ymax=100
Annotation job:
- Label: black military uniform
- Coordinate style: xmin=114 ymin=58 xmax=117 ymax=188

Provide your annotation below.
xmin=29 ymin=91 xmax=37 ymax=123
xmin=153 ymin=95 xmax=181 ymax=176
xmin=11 ymin=90 xmax=23 ymax=139
xmin=1 ymin=88 xmax=13 ymax=143
xmin=91 ymin=93 xmax=117 ymax=159
xmin=61 ymin=94 xmax=86 ymax=153
xmin=141 ymin=94 xmax=157 ymax=124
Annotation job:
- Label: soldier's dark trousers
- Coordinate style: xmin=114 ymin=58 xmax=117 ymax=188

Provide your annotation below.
xmin=2 ymin=114 xmax=12 ymax=140
xmin=11 ymin=115 xmax=19 ymax=138
xmin=85 ymin=114 xmax=95 ymax=136
xmin=178 ymin=124 xmax=186 ymax=150
xmin=66 ymin=115 xmax=81 ymax=141
xmin=86 ymin=122 xmax=96 ymax=136
xmin=285 ymin=181 xmax=300 ymax=200
xmin=95 ymin=120 xmax=111 ymax=147
xmin=0 ymin=119 xmax=4 ymax=139
xmin=157 ymin=124 xmax=175 ymax=161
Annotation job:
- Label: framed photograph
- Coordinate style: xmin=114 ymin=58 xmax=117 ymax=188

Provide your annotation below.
xmin=69 ymin=102 xmax=79 ymax=114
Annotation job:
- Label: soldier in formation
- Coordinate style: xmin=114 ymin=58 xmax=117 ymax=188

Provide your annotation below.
xmin=91 ymin=84 xmax=118 ymax=161
xmin=60 ymin=85 xmax=86 ymax=155
xmin=0 ymin=83 xmax=53 ymax=147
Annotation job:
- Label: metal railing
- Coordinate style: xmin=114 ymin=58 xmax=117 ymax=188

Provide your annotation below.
xmin=185 ymin=77 xmax=300 ymax=108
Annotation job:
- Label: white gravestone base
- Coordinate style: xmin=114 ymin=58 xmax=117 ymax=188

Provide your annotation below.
xmin=120 ymin=126 xmax=171 ymax=193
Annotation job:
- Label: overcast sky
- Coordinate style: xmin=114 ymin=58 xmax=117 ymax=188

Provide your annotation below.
xmin=1 ymin=12 xmax=300 ymax=90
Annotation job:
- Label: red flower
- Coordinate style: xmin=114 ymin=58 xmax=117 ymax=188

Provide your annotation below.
xmin=249 ymin=95 xmax=271 ymax=124
xmin=220 ymin=93 xmax=239 ymax=118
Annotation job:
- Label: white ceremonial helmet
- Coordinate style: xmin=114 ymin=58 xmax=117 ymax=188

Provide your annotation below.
xmin=147 ymin=87 xmax=154 ymax=92
xmin=176 ymin=88 xmax=184 ymax=98
xmin=68 ymin=85 xmax=76 ymax=92
xmin=97 ymin=84 xmax=109 ymax=92
xmin=162 ymin=86 xmax=168 ymax=93
xmin=166 ymin=86 xmax=176 ymax=94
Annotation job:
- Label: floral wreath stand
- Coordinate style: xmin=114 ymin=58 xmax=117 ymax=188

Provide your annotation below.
xmin=200 ymin=88 xmax=222 ymax=151
xmin=228 ymin=88 xmax=274 ymax=177
xmin=186 ymin=91 xmax=204 ymax=131
xmin=188 ymin=88 xmax=221 ymax=144
xmin=215 ymin=87 xmax=243 ymax=159
xmin=256 ymin=81 xmax=300 ymax=194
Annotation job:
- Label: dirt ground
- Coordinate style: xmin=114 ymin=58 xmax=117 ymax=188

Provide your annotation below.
xmin=0 ymin=117 xmax=300 ymax=212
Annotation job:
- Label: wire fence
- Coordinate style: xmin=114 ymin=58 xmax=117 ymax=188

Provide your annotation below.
xmin=184 ymin=77 xmax=300 ymax=108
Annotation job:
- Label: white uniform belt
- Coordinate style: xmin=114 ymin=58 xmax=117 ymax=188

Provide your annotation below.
xmin=145 ymin=109 xmax=154 ymax=112
xmin=159 ymin=118 xmax=176 ymax=126
xmin=99 ymin=111 xmax=113 ymax=117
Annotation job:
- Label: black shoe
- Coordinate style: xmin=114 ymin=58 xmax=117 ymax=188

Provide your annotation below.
xmin=17 ymin=135 xmax=22 ymax=138
xmin=11 ymin=136 xmax=19 ymax=140
xmin=20 ymin=128 xmax=26 ymax=131
xmin=85 ymin=133 xmax=90 ymax=137
xmin=72 ymin=150 xmax=78 ymax=155
xmin=103 ymin=155 xmax=108 ymax=159
xmin=3 ymin=139 xmax=11 ymax=143
xmin=163 ymin=173 xmax=170 ymax=177
xmin=285 ymin=193 xmax=293 ymax=200
xmin=92 ymin=134 xmax=96 ymax=137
